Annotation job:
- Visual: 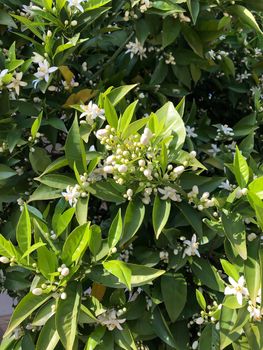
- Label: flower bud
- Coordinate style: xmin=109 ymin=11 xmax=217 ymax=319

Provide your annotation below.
xmin=32 ymin=288 xmax=43 ymax=296
xmin=104 ymin=165 xmax=114 ymax=174
xmin=60 ymin=292 xmax=67 ymax=300
xmin=0 ymin=256 xmax=10 ymax=264
xmin=61 ymin=267 xmax=70 ymax=276
xmin=118 ymin=164 xmax=128 ymax=173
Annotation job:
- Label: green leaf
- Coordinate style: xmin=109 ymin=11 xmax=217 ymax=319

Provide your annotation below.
xmin=244 ymin=239 xmax=260 ymax=304
xmin=221 ymin=210 xmax=247 ymax=260
xmin=89 ymin=225 xmax=102 ymax=257
xmin=176 ymin=201 xmax=203 ymax=237
xmin=104 ymin=96 xmax=118 ymax=129
xmin=40 ymin=157 xmax=68 ymax=176
xmin=29 ymin=148 xmax=51 ymax=175
xmin=65 ymin=116 xmax=86 ymax=173
xmin=103 ymin=260 xmax=132 ymax=290
xmin=233 ymin=147 xmax=249 ymax=188
xmin=56 ymin=282 xmax=81 ymax=350
xmin=230 ymin=306 xmax=250 ymax=335
xmin=76 ymin=196 xmax=89 ymax=225
xmin=0 ymin=164 xmax=16 ymax=180
xmin=191 ymin=258 xmax=225 ymax=292
xmin=244 ymin=322 xmax=263 ymax=350
xmin=21 ymin=242 xmax=46 ymax=260
xmin=0 ymin=9 xmax=17 ymax=28
xmin=56 ymin=207 xmax=75 ymax=236
xmin=228 ymin=5 xmax=263 ymax=35
xmin=121 ymin=116 xmax=150 ymax=139
xmin=151 ymin=306 xmax=177 ymax=348
xmin=31 ymin=112 xmax=43 ymax=139
xmin=113 ymin=325 xmax=137 ymax=350
xmin=199 ymin=324 xmax=220 ymax=350
xmin=61 ymin=223 xmax=91 ymax=266
xmin=36 ymin=174 xmax=76 ymax=189
xmin=29 ymin=184 xmax=62 ymax=202
xmin=220 ymin=306 xmax=242 ymax=349
xmin=196 ymin=289 xmax=207 ymax=311
xmin=118 ymin=100 xmax=138 ymax=134
xmin=0 ymin=234 xmax=19 ymax=259
xmin=121 ymin=199 xmax=145 ymax=245
xmin=187 ymin=0 xmax=199 ymax=24
xmin=4 ymin=293 xmax=51 ymax=337
xmin=153 ymin=195 xmax=171 ymax=239
xmin=107 ymin=85 xmax=137 ymax=106
xmin=16 ymin=204 xmax=31 ymax=255
xmin=108 ymin=209 xmax=122 ymax=250
xmin=38 ymin=246 xmax=58 ymax=280
xmin=182 ymin=24 xmax=203 ymax=57
xmin=220 ymin=259 xmax=240 ymax=282
xmin=36 ymin=315 xmax=59 ymax=350
xmin=161 ymin=274 xmax=187 ymax=322
xmin=85 ymin=326 xmax=105 ymax=350
xmin=162 ymin=17 xmax=180 ymax=48
xmin=248 ymin=176 xmax=263 ymax=199
xmin=155 ymin=101 xmax=186 ymax=150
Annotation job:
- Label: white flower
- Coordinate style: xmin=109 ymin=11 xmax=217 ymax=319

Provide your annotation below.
xmin=158 ymin=186 xmax=182 ymax=202
xmin=208 ymin=144 xmax=220 ymax=157
xmin=186 ymin=125 xmax=198 ymax=138
xmin=207 ymin=50 xmax=216 ymax=60
xmin=173 ymin=165 xmax=185 ymax=176
xmin=183 ymin=234 xmax=200 ymax=258
xmin=79 ymin=101 xmax=105 ymax=125
xmin=235 ymin=187 xmax=248 ymax=199
xmin=60 ymin=292 xmax=67 ymax=300
xmin=224 ymin=276 xmax=248 ymax=305
xmin=34 ymin=59 xmax=58 ymax=83
xmin=140 ymin=127 xmax=153 ymax=145
xmin=61 ymin=267 xmax=70 ymax=276
xmin=248 ymin=304 xmax=261 ymax=321
xmin=97 ymin=309 xmax=126 ymax=331
xmin=32 ymin=52 xmax=45 ymax=64
xmin=62 ymin=185 xmax=80 ymax=207
xmin=139 ymin=0 xmax=152 ymax=12
xmin=7 ymin=72 xmax=27 ymax=95
xmin=219 ymin=180 xmax=234 ymax=191
xmin=68 ymin=0 xmax=86 ymax=12
xmin=192 ymin=340 xmax=199 ymax=350
xmin=126 ymin=38 xmax=147 ymax=60
xmin=217 ymin=124 xmax=234 ymax=136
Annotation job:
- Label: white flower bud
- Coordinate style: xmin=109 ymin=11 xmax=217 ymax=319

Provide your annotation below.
xmin=143 ymin=128 xmax=152 ymax=138
xmin=195 ymin=317 xmax=204 ymax=325
xmin=143 ymin=169 xmax=152 ymax=178
xmin=32 ymin=288 xmax=43 ymax=296
xmin=60 ymin=292 xmax=67 ymax=300
xmin=71 ymin=20 xmax=78 ymax=26
xmin=189 ymin=151 xmax=197 ymax=158
xmin=96 ymin=129 xmax=108 ymax=138
xmin=126 ymin=189 xmax=133 ymax=197
xmin=118 ymin=164 xmax=128 ymax=173
xmin=61 ymin=267 xmax=70 ymax=276
xmin=111 ymin=247 xmax=117 ymax=254
xmin=248 ymin=232 xmax=257 ymax=242
xmin=140 ymin=134 xmax=149 ymax=145
xmin=241 ymin=188 xmax=248 ymax=195
xmin=0 ymin=256 xmax=10 ymax=264
xmin=104 ymin=165 xmax=114 ymax=174
xmin=173 ymin=165 xmax=185 ymax=175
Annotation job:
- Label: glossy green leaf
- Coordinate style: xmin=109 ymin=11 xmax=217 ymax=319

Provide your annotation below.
xmin=161 ymin=273 xmax=187 ymax=322
xmin=108 ymin=209 xmax=122 ymax=250
xmin=4 ymin=293 xmax=51 ymax=337
xmin=16 ymin=204 xmax=31 ymax=255
xmin=103 ymin=260 xmax=132 ymax=290
xmin=61 ymin=223 xmax=91 ymax=265
xmin=36 ymin=315 xmax=59 ymax=350
xmin=56 ymin=282 xmax=81 ymax=350
xmin=221 ymin=210 xmax=247 ymax=260
xmin=153 ymin=195 xmax=171 ymax=239
xmin=121 ymin=199 xmax=145 ymax=245
xmin=233 ymin=147 xmax=249 ymax=188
